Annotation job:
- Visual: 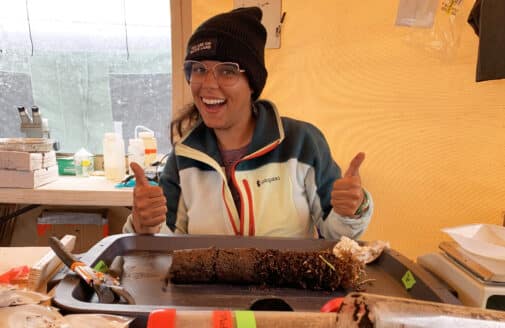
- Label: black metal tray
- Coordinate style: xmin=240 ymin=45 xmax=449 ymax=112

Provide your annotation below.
xmin=52 ymin=234 xmax=460 ymax=324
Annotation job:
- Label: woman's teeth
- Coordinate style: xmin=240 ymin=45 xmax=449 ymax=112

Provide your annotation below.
xmin=202 ymin=97 xmax=225 ymax=105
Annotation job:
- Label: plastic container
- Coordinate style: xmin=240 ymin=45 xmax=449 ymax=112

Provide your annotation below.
xmin=74 ymin=148 xmax=94 ymax=177
xmin=57 ymin=157 xmax=76 ymax=175
xmin=138 ymin=131 xmax=158 ymax=168
xmin=102 ymin=132 xmax=126 ymax=182
xmin=127 ymin=138 xmax=145 ymax=174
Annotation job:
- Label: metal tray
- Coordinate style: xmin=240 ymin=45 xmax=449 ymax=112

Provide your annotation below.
xmin=52 ymin=234 xmax=460 ymax=325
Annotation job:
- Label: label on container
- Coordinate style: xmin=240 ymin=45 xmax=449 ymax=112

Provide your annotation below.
xmin=402 ymin=270 xmax=416 ymax=290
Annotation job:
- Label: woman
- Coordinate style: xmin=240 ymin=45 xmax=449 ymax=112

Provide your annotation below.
xmin=123 ymin=7 xmax=373 ymax=239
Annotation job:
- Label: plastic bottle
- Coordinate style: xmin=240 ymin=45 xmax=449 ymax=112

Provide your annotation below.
xmin=138 ymin=130 xmax=158 ymax=169
xmin=103 ymin=132 xmax=126 ymax=182
xmin=127 ymin=138 xmax=145 ymax=174
xmin=74 ymin=148 xmax=94 ymax=177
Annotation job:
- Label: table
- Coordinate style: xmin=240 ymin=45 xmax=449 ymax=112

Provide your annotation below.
xmin=0 ymin=246 xmax=51 ymax=274
xmin=0 ymin=176 xmax=132 ymax=245
xmin=1 ymin=235 xmax=76 ymax=291
xmin=0 ymin=176 xmax=132 ymax=207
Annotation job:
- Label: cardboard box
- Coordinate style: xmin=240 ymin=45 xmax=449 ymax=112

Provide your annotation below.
xmin=0 ymin=165 xmax=59 ymax=188
xmin=36 ymin=209 xmax=108 ymax=253
xmin=0 ymin=150 xmax=56 ymax=171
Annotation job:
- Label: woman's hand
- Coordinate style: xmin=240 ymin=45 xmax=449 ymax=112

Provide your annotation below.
xmin=331 ymin=152 xmax=366 ymax=217
xmin=130 ymin=162 xmax=167 ymax=233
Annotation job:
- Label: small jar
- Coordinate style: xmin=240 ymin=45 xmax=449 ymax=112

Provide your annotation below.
xmin=74 ymin=148 xmax=94 ymax=177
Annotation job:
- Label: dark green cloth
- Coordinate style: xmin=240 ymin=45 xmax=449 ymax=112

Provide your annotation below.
xmin=468 ymin=0 xmax=505 ymax=82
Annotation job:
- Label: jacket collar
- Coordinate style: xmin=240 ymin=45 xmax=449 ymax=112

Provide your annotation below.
xmin=178 ymin=100 xmax=285 ymax=162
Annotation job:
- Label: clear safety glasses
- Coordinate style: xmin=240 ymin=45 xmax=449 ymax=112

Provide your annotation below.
xmin=183 ymin=60 xmax=245 ymax=86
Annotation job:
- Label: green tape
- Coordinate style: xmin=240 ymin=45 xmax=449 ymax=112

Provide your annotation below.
xmin=93 ymin=260 xmax=109 ymax=273
xmin=402 ymin=270 xmax=416 ymax=290
xmin=235 ymin=311 xmax=256 ymax=328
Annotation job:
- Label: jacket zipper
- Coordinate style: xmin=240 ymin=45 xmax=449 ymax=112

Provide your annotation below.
xmin=222 ymin=181 xmax=239 ymax=235
xmin=242 ymin=179 xmax=255 ymax=236
xmin=225 ymin=140 xmax=281 ymax=236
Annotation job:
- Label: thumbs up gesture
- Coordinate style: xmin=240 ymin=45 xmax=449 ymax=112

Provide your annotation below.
xmin=331 ymin=152 xmax=366 ymax=217
xmin=130 ymin=162 xmax=167 ymax=233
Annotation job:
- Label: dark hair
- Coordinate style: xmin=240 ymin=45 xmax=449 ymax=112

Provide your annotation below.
xmin=170 ymin=103 xmax=200 ymax=144
xmin=170 ymin=100 xmax=259 ymax=145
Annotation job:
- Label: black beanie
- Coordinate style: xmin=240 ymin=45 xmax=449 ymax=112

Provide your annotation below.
xmin=185 ymin=7 xmax=267 ymax=100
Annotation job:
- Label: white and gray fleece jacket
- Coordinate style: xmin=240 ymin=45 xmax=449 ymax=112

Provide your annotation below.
xmin=123 ymin=100 xmax=373 ymax=239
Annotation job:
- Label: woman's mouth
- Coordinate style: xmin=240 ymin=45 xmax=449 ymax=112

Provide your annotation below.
xmin=202 ymin=97 xmax=226 ymax=111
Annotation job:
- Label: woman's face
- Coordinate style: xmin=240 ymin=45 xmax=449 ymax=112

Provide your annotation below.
xmin=190 ymin=60 xmax=253 ymax=133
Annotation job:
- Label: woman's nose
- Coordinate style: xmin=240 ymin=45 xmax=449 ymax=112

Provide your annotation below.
xmin=201 ymin=69 xmax=219 ymax=86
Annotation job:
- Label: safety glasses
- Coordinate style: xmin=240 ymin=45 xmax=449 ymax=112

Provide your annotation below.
xmin=183 ymin=60 xmax=245 ymax=86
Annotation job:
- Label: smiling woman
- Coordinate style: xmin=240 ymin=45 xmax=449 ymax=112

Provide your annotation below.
xmin=0 ymin=0 xmax=190 ymax=155
xmin=123 ymin=7 xmax=374 ymax=241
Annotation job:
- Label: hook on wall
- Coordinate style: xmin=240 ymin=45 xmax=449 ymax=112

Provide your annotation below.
xmin=275 ymin=11 xmax=286 ymax=38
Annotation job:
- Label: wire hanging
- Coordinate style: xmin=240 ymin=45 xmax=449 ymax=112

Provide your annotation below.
xmin=25 ymin=0 xmax=34 ymax=56
xmin=123 ymin=0 xmax=130 ymax=60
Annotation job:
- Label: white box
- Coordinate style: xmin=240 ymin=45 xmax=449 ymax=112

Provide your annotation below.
xmin=0 ymin=165 xmax=58 ymax=188
xmin=0 ymin=150 xmax=56 ymax=171
xmin=37 ymin=210 xmax=109 ymax=253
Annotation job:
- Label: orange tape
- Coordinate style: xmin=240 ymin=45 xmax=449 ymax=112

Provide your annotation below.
xmin=320 ymin=297 xmax=344 ymax=312
xmin=70 ymin=261 xmax=86 ymax=271
xmin=147 ymin=309 xmax=176 ymax=328
xmin=213 ymin=310 xmax=233 ymax=328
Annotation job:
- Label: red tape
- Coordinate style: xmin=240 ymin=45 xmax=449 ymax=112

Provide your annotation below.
xmin=147 ymin=309 xmax=176 ymax=328
xmin=320 ymin=297 xmax=344 ymax=312
xmin=213 ymin=310 xmax=233 ymax=328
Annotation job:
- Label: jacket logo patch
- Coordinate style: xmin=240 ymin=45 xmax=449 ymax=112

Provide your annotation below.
xmin=256 ymin=176 xmax=280 ymax=187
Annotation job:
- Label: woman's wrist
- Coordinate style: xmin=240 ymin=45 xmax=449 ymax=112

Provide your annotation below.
xmin=354 ymin=189 xmax=369 ymax=217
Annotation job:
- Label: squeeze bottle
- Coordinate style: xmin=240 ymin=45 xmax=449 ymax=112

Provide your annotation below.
xmin=128 ymin=138 xmax=145 ymax=174
xmin=103 ymin=132 xmax=126 ymax=182
xmin=139 ymin=131 xmax=158 ymax=168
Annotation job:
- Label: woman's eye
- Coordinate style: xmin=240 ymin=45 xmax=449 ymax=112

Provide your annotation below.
xmin=220 ymin=68 xmax=236 ymax=76
xmin=193 ymin=66 xmax=206 ymax=74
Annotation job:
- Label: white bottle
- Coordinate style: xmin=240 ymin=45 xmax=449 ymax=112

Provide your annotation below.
xmin=103 ymin=132 xmax=126 ymax=182
xmin=139 ymin=131 xmax=158 ymax=169
xmin=128 ymin=138 xmax=145 ymax=174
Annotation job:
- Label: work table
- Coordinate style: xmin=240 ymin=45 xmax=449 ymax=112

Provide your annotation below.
xmin=0 ymin=176 xmax=132 ymax=207
xmin=0 ymin=246 xmax=51 ymax=274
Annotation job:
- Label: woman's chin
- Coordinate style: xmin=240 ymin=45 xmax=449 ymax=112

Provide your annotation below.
xmin=201 ymin=117 xmax=225 ymax=129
